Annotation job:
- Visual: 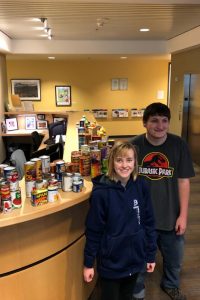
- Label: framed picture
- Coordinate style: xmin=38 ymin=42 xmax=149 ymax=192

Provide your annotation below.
xmin=37 ymin=120 xmax=48 ymax=129
xmin=111 ymin=78 xmax=119 ymax=91
xmin=5 ymin=118 xmax=18 ymax=131
xmin=53 ymin=117 xmax=65 ymax=123
xmin=119 ymin=78 xmax=128 ymax=90
xmin=25 ymin=116 xmax=36 ymax=130
xmin=55 ymin=86 xmax=71 ymax=106
xmin=11 ymin=79 xmax=41 ymax=101
xmin=37 ymin=114 xmax=45 ymax=120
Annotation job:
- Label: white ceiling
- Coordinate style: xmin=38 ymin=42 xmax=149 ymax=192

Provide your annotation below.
xmin=1 ymin=0 xmax=200 ymax=59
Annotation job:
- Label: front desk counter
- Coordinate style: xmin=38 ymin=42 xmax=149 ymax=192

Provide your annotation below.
xmin=0 ymin=178 xmax=96 ymax=300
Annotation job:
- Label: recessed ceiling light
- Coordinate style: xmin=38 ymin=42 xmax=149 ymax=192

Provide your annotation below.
xmin=48 ymin=56 xmax=55 ymax=60
xmin=140 ymin=28 xmax=150 ymax=32
xmin=120 ymin=56 xmax=127 ymax=59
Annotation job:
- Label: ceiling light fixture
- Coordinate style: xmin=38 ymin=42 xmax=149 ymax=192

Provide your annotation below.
xmin=140 ymin=28 xmax=150 ymax=32
xmin=48 ymin=56 xmax=55 ymax=60
xmin=120 ymin=56 xmax=127 ymax=59
xmin=40 ymin=17 xmax=53 ymax=39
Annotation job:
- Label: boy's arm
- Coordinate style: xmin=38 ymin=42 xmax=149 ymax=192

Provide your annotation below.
xmin=176 ymin=178 xmax=190 ymax=235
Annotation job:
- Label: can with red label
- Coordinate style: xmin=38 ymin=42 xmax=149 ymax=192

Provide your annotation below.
xmin=11 ymin=189 xmax=22 ymax=208
xmin=2 ymin=197 xmax=12 ymax=213
xmin=4 ymin=166 xmax=18 ymax=181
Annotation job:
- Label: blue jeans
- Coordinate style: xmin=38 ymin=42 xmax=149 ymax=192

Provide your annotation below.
xmin=133 ymin=230 xmax=185 ymax=298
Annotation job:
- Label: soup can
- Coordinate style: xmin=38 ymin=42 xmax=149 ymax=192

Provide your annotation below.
xmin=39 ymin=155 xmax=50 ymax=174
xmin=25 ymin=180 xmax=36 ymax=198
xmin=11 ymin=189 xmax=22 ymax=208
xmin=24 ymin=161 xmax=36 ymax=181
xmin=72 ymin=181 xmax=82 ymax=193
xmin=56 ymin=160 xmax=65 ymax=173
xmin=62 ymin=173 xmax=73 ymax=192
xmin=0 ymin=164 xmax=8 ymax=177
xmin=2 ymin=197 xmax=12 ymax=213
xmin=31 ymin=158 xmax=42 ymax=181
xmin=4 ymin=166 xmax=18 ymax=181
xmin=48 ymin=186 xmax=59 ymax=203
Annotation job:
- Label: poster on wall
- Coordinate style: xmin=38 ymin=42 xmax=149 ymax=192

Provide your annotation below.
xmin=55 ymin=86 xmax=71 ymax=106
xmin=11 ymin=79 xmax=41 ymax=101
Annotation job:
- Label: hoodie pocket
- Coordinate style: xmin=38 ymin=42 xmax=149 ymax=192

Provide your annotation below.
xmin=100 ymin=229 xmax=145 ymax=270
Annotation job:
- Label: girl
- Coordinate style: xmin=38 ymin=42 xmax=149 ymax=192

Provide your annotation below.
xmin=83 ymin=140 xmax=156 ymax=300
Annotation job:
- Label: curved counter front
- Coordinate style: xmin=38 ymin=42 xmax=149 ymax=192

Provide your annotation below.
xmin=0 ymin=179 xmax=96 ymax=300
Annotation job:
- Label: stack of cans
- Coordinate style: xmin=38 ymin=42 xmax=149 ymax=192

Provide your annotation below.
xmin=0 ymin=166 xmax=21 ymax=213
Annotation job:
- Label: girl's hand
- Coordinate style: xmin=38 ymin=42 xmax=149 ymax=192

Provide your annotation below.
xmin=83 ymin=266 xmax=95 ymax=282
xmin=146 ymin=262 xmax=156 ymax=273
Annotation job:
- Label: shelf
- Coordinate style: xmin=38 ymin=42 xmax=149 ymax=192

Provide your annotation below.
xmin=2 ymin=111 xmax=68 ymax=115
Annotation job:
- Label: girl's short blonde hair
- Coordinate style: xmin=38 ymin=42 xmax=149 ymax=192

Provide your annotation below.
xmin=107 ymin=140 xmax=138 ymax=181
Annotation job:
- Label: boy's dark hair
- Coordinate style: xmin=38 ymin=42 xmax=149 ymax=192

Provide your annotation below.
xmin=143 ymin=102 xmax=171 ymax=123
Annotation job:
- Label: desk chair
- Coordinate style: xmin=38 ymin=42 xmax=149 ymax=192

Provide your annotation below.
xmin=44 ymin=121 xmax=67 ymax=145
xmin=31 ymin=131 xmax=42 ymax=151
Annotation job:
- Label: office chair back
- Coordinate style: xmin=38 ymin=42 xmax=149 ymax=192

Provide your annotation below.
xmin=31 ymin=131 xmax=42 ymax=151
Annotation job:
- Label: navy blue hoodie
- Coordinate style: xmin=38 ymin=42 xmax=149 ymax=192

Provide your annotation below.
xmin=84 ymin=174 xmax=157 ymax=279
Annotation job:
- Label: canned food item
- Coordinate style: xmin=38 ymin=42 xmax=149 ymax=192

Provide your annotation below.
xmin=11 ymin=189 xmax=22 ymax=208
xmin=48 ymin=186 xmax=59 ymax=202
xmin=81 ymin=144 xmax=90 ymax=154
xmin=31 ymin=188 xmax=48 ymax=206
xmin=31 ymin=158 xmax=42 ymax=181
xmin=56 ymin=160 xmax=65 ymax=173
xmin=50 ymin=162 xmax=56 ymax=174
xmin=101 ymin=158 xmax=108 ymax=174
xmin=9 ymin=180 xmax=20 ymax=192
xmin=0 ymin=164 xmax=8 ymax=177
xmin=25 ymin=180 xmax=36 ymax=198
xmin=65 ymin=162 xmax=74 ymax=173
xmin=62 ymin=173 xmax=73 ymax=192
xmin=36 ymin=179 xmax=48 ymax=190
xmin=2 ymin=197 xmax=12 ymax=213
xmin=0 ymin=182 xmax=10 ymax=198
xmin=39 ymin=155 xmax=50 ymax=174
xmin=4 ymin=166 xmax=18 ymax=181
xmin=24 ymin=161 xmax=36 ymax=181
xmin=72 ymin=181 xmax=82 ymax=193
xmin=91 ymin=149 xmax=101 ymax=162
xmin=91 ymin=161 xmax=101 ymax=178
xmin=79 ymin=155 xmax=91 ymax=176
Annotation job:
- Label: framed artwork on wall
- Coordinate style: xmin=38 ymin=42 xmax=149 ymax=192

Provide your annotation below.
xmin=37 ymin=114 xmax=45 ymax=120
xmin=25 ymin=116 xmax=36 ymax=130
xmin=11 ymin=79 xmax=41 ymax=101
xmin=55 ymin=86 xmax=71 ymax=106
xmin=5 ymin=118 xmax=18 ymax=131
xmin=37 ymin=120 xmax=48 ymax=129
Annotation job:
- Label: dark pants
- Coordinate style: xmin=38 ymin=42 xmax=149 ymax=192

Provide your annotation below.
xmin=100 ymin=274 xmax=138 ymax=300
xmin=133 ymin=230 xmax=185 ymax=298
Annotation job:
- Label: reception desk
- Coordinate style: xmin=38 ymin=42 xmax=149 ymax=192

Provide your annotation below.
xmin=0 ymin=179 xmax=96 ymax=300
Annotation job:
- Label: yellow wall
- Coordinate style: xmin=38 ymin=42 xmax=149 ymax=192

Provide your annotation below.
xmin=6 ymin=57 xmax=169 ymax=136
xmin=170 ymin=46 xmax=200 ymax=135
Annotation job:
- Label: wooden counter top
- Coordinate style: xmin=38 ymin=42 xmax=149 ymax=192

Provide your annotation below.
xmin=0 ymin=178 xmax=93 ymax=228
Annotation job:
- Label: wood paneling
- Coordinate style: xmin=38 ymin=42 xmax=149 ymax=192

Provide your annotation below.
xmin=0 ymin=236 xmax=96 ymax=300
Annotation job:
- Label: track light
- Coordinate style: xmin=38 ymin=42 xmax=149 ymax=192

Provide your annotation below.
xmin=40 ymin=17 xmax=53 ymax=39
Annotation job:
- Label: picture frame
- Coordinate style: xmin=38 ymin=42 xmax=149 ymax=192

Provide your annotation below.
xmin=119 ymin=78 xmax=128 ymax=90
xmin=5 ymin=118 xmax=18 ymax=131
xmin=53 ymin=117 xmax=65 ymax=123
xmin=25 ymin=116 xmax=36 ymax=130
xmin=111 ymin=78 xmax=119 ymax=91
xmin=55 ymin=86 xmax=71 ymax=106
xmin=11 ymin=79 xmax=41 ymax=101
xmin=37 ymin=114 xmax=45 ymax=120
xmin=37 ymin=120 xmax=48 ymax=130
